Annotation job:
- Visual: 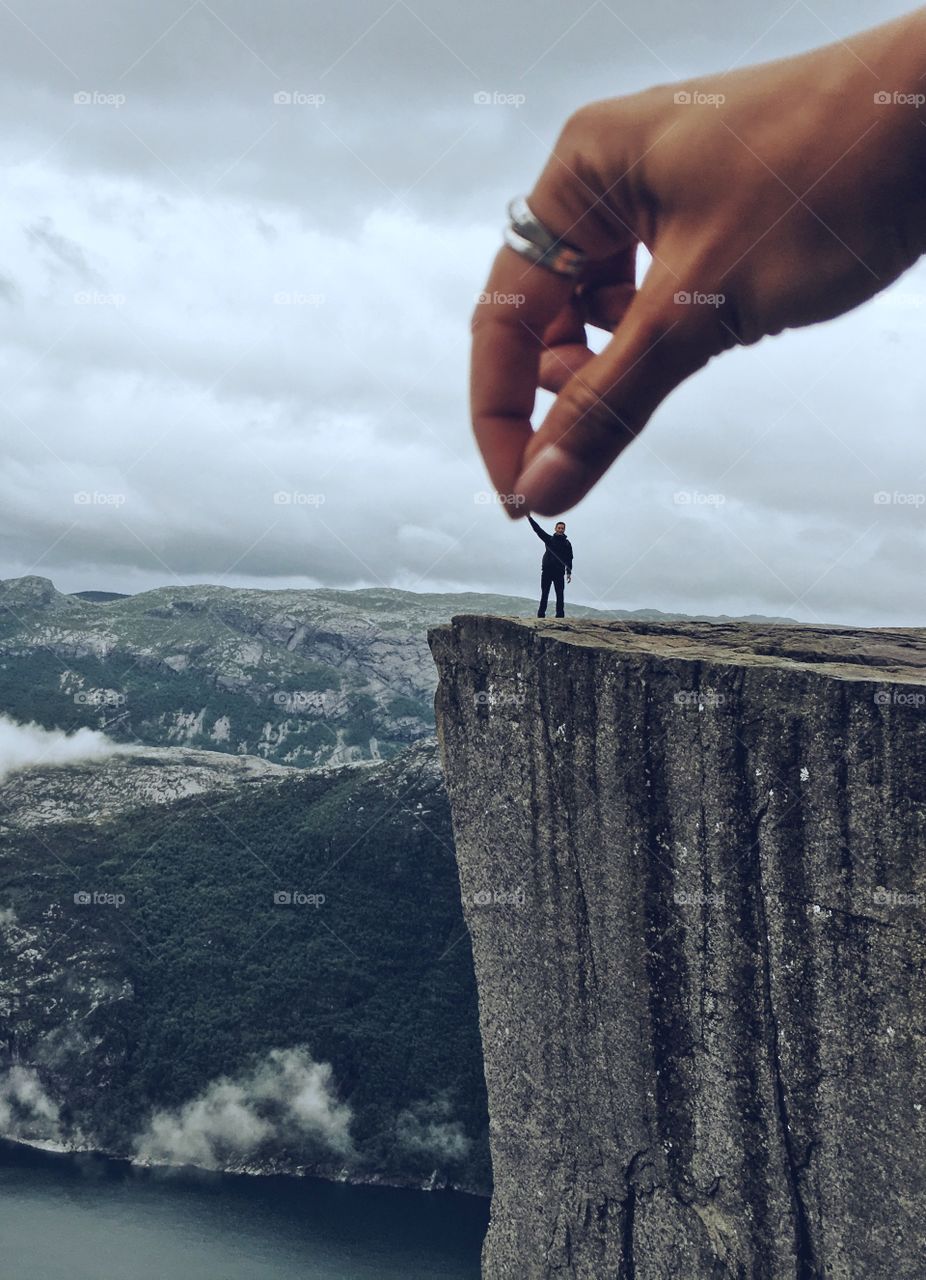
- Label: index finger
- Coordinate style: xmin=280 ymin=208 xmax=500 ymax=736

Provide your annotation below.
xmin=470 ymin=244 xmax=575 ymax=516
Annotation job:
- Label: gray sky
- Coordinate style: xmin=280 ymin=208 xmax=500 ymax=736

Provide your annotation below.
xmin=1 ymin=0 xmax=923 ymax=624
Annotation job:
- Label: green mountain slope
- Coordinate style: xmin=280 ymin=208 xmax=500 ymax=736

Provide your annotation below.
xmin=0 ymin=740 xmax=489 ymax=1193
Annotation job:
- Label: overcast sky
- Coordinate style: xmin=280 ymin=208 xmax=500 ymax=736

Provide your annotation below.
xmin=1 ymin=0 xmax=923 ymax=624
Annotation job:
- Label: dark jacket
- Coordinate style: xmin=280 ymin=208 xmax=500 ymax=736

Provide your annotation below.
xmin=528 ymin=516 xmax=573 ymax=574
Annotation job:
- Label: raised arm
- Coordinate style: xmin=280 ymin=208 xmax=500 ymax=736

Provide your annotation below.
xmin=528 ymin=515 xmax=552 ymax=546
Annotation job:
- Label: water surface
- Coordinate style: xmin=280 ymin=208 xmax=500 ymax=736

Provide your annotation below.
xmin=0 ymin=1141 xmax=488 ymax=1279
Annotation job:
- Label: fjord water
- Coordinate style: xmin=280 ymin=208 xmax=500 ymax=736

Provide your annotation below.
xmin=0 ymin=1141 xmax=487 ymax=1279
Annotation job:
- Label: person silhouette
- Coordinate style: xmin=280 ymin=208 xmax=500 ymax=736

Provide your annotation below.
xmin=528 ymin=515 xmax=573 ymax=618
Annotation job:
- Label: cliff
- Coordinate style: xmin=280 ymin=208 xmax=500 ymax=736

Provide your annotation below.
xmin=428 ymin=615 xmax=926 ymax=1279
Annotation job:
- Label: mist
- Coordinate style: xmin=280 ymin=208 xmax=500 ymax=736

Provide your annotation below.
xmin=0 ymin=713 xmax=134 ymax=782
xmin=133 ymin=1047 xmax=354 ymax=1171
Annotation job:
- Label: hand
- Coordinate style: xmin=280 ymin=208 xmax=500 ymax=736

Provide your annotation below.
xmin=567 ymin=574 xmax=572 ymax=584
xmin=471 ymin=10 xmax=926 ymax=515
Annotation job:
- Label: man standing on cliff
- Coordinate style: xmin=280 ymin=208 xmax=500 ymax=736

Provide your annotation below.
xmin=528 ymin=515 xmax=573 ymax=618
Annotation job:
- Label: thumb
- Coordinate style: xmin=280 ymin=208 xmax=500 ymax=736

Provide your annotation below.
xmin=514 ymin=277 xmax=728 ymax=513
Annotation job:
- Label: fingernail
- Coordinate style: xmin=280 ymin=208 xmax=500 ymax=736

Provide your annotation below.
xmin=515 ymin=445 xmax=586 ymax=513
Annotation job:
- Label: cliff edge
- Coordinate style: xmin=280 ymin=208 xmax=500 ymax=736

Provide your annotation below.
xmin=428 ymin=616 xmax=926 ymax=1279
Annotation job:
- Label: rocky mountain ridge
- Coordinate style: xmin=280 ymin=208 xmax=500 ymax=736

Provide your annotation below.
xmin=0 ymin=575 xmax=797 ymax=769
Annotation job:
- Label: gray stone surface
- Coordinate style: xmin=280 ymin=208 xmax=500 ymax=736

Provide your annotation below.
xmin=428 ymin=615 xmax=926 ymax=1279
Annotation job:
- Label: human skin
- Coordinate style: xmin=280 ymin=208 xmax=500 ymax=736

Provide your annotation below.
xmin=471 ymin=8 xmax=926 ymax=516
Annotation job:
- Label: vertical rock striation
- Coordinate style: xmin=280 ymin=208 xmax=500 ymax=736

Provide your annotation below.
xmin=428 ymin=616 xmax=926 ymax=1279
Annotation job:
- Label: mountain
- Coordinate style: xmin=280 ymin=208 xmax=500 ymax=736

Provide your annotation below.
xmin=0 ymin=745 xmax=305 ymax=830
xmin=0 ymin=738 xmax=489 ymax=1193
xmin=0 ymin=575 xmax=797 ymax=769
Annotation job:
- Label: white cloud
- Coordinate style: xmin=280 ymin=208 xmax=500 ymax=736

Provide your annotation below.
xmin=396 ymin=1096 xmax=471 ymax=1162
xmin=0 ymin=1066 xmax=61 ymax=1142
xmin=134 ymin=1047 xmax=353 ymax=1170
xmin=0 ymin=714 xmax=133 ymax=781
xmin=0 ymin=0 xmax=921 ymax=623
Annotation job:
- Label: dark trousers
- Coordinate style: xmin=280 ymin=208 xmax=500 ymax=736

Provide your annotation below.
xmin=538 ymin=568 xmax=565 ymax=617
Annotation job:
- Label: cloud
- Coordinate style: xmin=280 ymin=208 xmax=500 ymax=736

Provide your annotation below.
xmin=0 ymin=0 xmax=922 ymax=623
xmin=133 ymin=1046 xmax=353 ymax=1170
xmin=396 ymin=1095 xmax=471 ymax=1162
xmin=0 ymin=1066 xmax=62 ymax=1142
xmin=0 ymin=714 xmax=134 ymax=781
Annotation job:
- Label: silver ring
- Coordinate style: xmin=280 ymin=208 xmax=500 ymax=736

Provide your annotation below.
xmin=504 ymin=195 xmax=589 ymax=278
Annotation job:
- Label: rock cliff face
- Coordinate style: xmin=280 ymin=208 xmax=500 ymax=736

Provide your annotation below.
xmin=429 ymin=615 xmax=926 ymax=1279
